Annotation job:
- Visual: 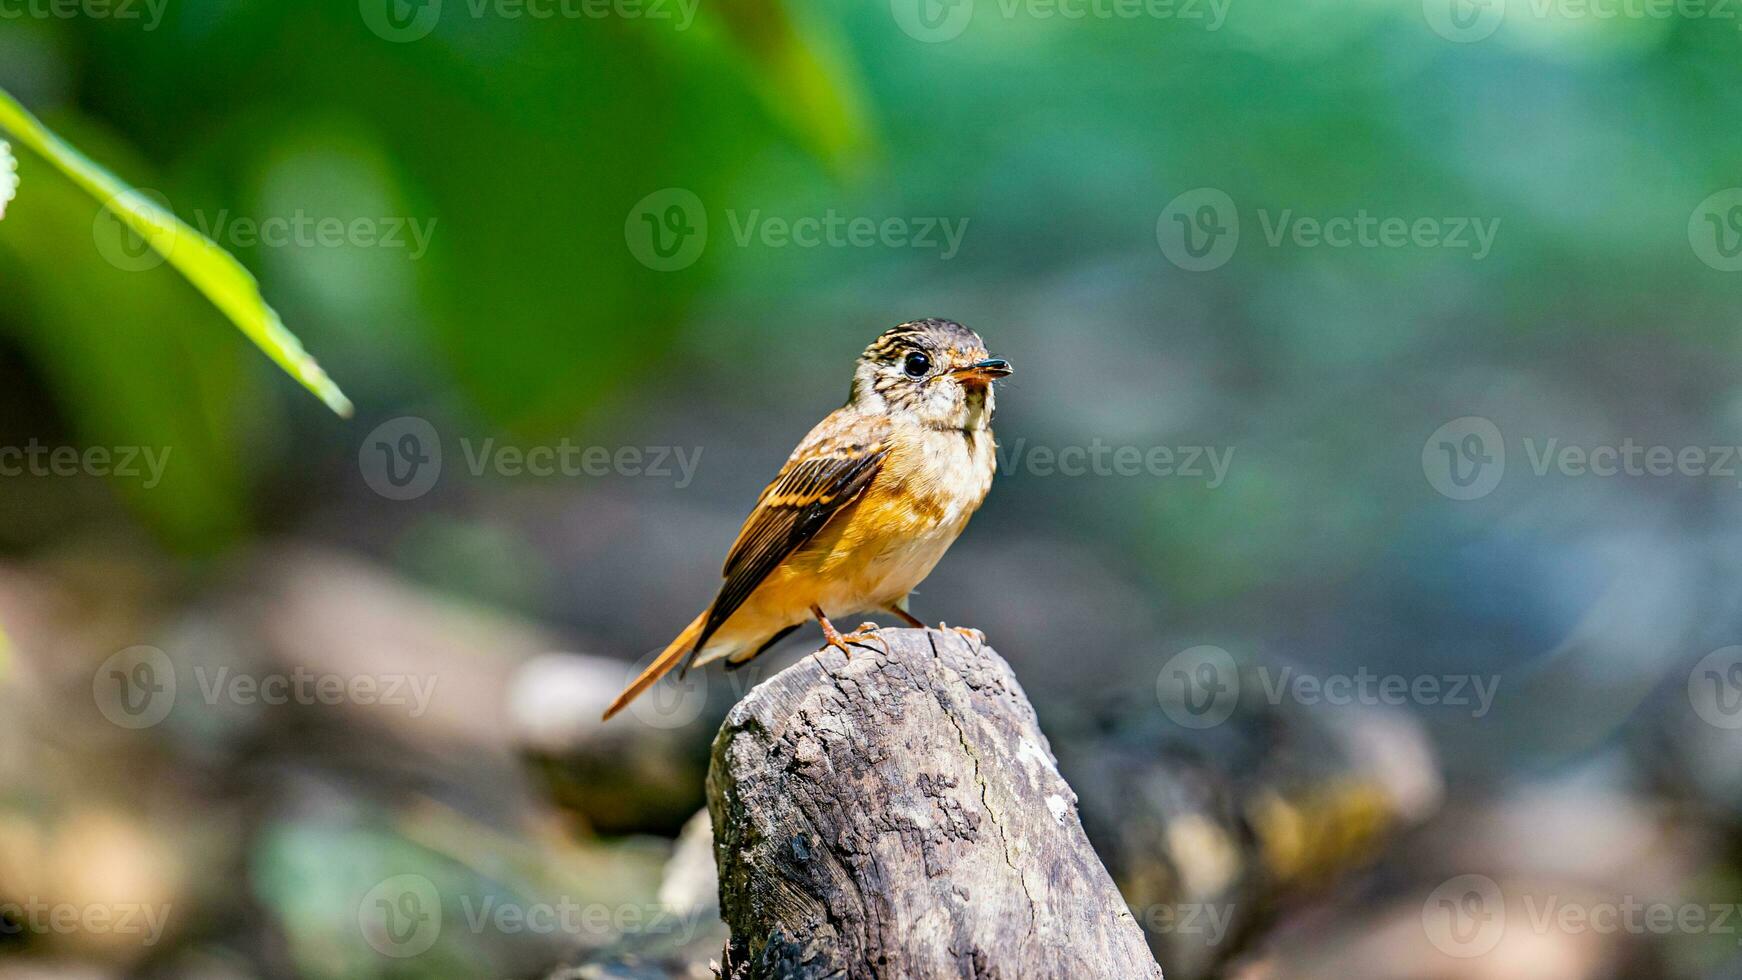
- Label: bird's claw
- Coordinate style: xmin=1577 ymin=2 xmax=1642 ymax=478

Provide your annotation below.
xmin=818 ymin=621 xmax=890 ymax=660
xmin=844 ymin=623 xmax=892 ymax=656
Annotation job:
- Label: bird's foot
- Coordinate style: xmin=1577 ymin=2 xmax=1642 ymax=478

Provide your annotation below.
xmin=816 ymin=615 xmax=890 ymax=660
xmin=938 ymin=622 xmax=986 ymax=649
xmin=846 ymin=622 xmax=892 ymax=655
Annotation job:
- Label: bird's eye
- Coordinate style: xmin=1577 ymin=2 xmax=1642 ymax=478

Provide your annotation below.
xmin=902 ymin=351 xmax=931 ymax=378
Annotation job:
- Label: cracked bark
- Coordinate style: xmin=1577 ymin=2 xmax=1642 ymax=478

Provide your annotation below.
xmin=706 ymin=627 xmax=1163 ymax=979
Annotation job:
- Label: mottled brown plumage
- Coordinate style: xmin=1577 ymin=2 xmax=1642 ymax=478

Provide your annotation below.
xmin=603 ymin=319 xmax=1011 ymax=720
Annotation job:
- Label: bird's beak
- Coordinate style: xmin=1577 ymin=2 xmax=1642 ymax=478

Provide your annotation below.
xmin=951 ymin=358 xmax=1013 ymax=383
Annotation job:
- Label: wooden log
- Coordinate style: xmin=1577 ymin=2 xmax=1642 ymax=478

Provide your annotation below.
xmin=706 ymin=627 xmax=1163 ymax=979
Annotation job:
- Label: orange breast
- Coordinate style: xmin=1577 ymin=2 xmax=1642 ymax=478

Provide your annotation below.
xmin=717 ymin=422 xmax=997 ymax=633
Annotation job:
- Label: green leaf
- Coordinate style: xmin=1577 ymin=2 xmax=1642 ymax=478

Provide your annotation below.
xmin=0 ymin=86 xmax=352 ymax=417
xmin=0 ymin=139 xmax=253 ymax=549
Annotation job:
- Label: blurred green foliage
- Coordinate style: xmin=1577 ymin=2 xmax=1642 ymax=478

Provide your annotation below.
xmin=0 ymin=0 xmax=871 ymax=547
xmin=2 ymin=0 xmax=1741 ymax=578
xmin=0 ymin=87 xmax=354 ymax=416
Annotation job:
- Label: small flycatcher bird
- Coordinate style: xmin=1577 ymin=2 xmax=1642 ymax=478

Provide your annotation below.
xmin=603 ymin=318 xmax=1012 ymax=720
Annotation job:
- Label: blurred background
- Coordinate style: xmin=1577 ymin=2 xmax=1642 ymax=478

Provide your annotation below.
xmin=4 ymin=0 xmax=1742 ymax=976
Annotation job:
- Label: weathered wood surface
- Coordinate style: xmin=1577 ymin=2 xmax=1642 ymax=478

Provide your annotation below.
xmin=706 ymin=627 xmax=1163 ymax=979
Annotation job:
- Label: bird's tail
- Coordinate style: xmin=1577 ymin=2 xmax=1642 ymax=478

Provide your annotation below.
xmin=602 ymin=610 xmax=707 ymax=721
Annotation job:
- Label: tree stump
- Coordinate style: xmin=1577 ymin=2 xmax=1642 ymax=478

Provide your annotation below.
xmin=706 ymin=627 xmax=1163 ymax=979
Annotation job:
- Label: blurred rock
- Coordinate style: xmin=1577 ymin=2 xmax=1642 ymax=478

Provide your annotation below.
xmin=1231 ymin=880 xmax=1661 ymax=980
xmin=1235 ymin=764 xmax=1699 ymax=980
xmin=511 ymin=653 xmax=713 ymax=836
xmin=0 ymin=544 xmax=706 ymax=979
xmin=535 ymin=811 xmax=725 ymax=980
xmin=657 ymin=811 xmax=719 ymax=926
xmin=247 ymin=544 xmax=562 ymax=752
xmin=1058 ymin=660 xmax=1443 ymax=979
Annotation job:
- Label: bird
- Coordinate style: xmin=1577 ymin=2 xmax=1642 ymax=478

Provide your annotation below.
xmin=603 ymin=318 xmax=1012 ymax=720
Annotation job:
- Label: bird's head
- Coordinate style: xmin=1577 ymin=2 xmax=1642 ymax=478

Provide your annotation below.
xmin=849 ymin=318 xmax=1012 ymax=430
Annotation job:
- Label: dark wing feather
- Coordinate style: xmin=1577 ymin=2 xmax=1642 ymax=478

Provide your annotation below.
xmin=681 ymin=419 xmax=890 ymax=673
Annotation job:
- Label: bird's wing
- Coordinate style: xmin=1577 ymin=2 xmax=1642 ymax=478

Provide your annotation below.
xmin=687 ymin=414 xmax=890 ymax=668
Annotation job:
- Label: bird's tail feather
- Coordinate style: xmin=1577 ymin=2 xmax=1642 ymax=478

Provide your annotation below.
xmin=602 ymin=610 xmax=707 ymax=721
